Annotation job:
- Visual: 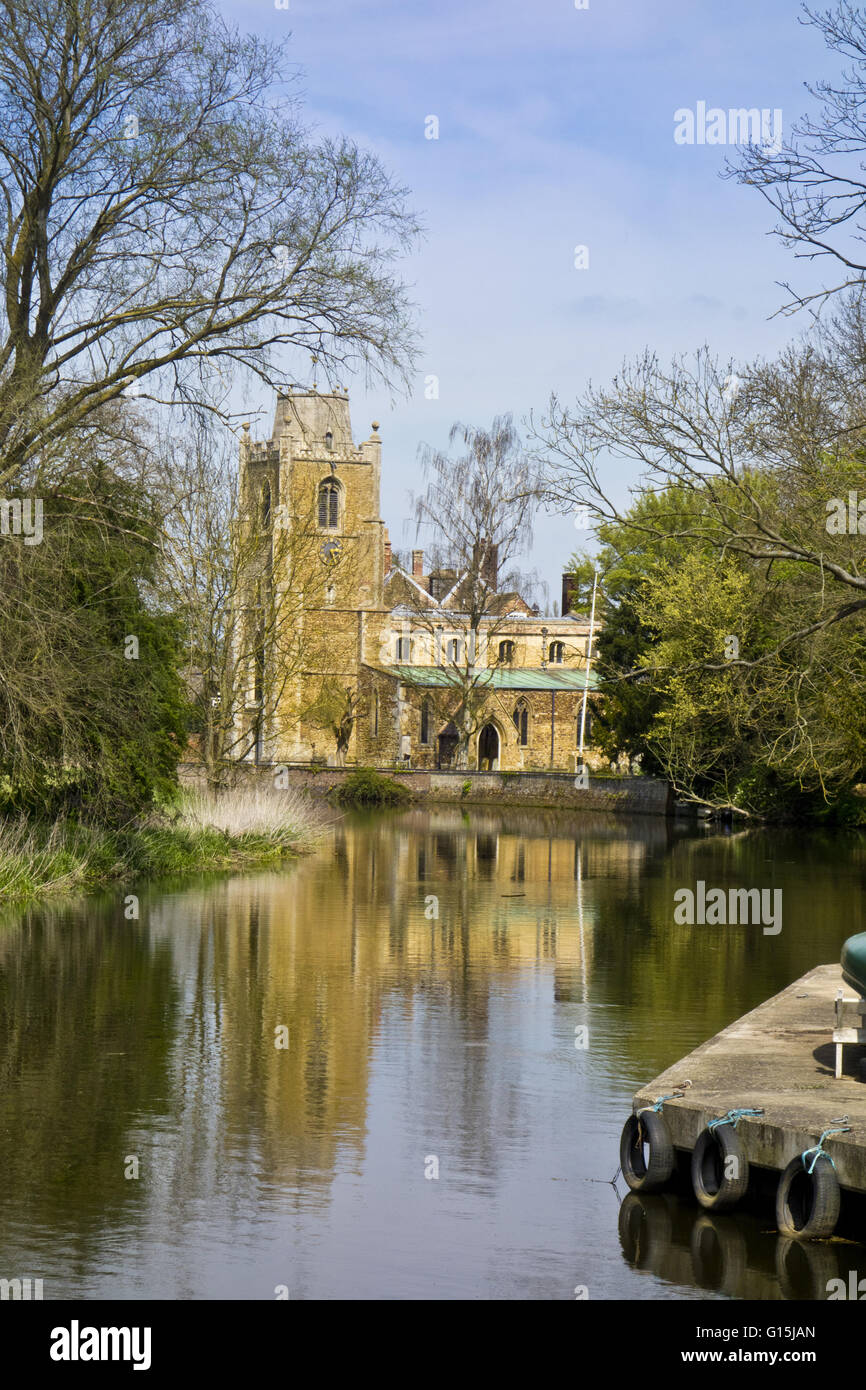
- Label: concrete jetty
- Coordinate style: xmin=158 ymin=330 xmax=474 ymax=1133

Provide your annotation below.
xmin=634 ymin=965 xmax=866 ymax=1192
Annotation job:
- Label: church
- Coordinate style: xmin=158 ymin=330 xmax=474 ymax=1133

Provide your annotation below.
xmin=238 ymin=387 xmax=599 ymax=772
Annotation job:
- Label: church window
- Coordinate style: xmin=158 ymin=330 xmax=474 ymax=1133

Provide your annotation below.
xmin=374 ymin=692 xmax=379 ymax=738
xmin=260 ymin=480 xmax=271 ymax=528
xmin=253 ymin=633 xmax=265 ymax=705
xmin=420 ymin=697 xmax=430 ymax=745
xmin=513 ymin=700 xmax=528 ymax=746
xmin=498 ymin=639 xmax=515 ymax=664
xmin=396 ymin=635 xmax=413 ymax=661
xmin=447 ymin=638 xmax=462 ymax=664
xmin=318 ymin=480 xmax=339 ymax=529
xmin=549 ymin=641 xmax=564 ymax=664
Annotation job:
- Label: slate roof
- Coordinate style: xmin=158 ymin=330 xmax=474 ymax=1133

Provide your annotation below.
xmin=368 ymin=664 xmax=599 ymax=691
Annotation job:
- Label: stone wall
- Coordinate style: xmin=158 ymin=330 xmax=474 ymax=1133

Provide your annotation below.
xmin=180 ymin=763 xmax=673 ymax=817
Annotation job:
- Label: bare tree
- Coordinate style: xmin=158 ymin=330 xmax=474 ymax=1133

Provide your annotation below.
xmin=0 ymin=0 xmax=419 ymax=487
xmin=728 ymin=2 xmax=866 ymax=316
xmin=535 ymin=340 xmax=866 ymax=642
xmin=401 ymin=415 xmax=544 ymax=768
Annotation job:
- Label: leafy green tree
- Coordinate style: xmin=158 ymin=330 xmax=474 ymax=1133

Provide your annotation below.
xmin=565 ymin=471 xmax=866 ymax=817
xmin=566 ymin=487 xmax=709 ymax=771
xmin=633 ymin=544 xmax=866 ymax=818
xmin=0 ymin=444 xmax=189 ymax=820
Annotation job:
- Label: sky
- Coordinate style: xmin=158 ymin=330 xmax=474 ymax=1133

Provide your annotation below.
xmin=220 ymin=0 xmax=834 ymax=608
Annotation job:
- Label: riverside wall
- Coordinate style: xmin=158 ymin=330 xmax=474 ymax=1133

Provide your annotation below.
xmin=179 ymin=764 xmax=674 ymax=817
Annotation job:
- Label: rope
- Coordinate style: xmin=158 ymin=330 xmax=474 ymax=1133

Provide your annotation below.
xmin=801 ymin=1117 xmax=851 ymax=1174
xmin=706 ymin=1107 xmax=764 ymax=1132
xmin=636 ymin=1091 xmax=684 ymax=1117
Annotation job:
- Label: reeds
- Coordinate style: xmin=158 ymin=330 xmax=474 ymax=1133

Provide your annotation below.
xmin=0 ymin=786 xmax=321 ymax=905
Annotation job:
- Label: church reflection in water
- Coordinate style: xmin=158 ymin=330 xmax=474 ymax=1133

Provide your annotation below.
xmin=0 ymin=806 xmax=861 ymax=1297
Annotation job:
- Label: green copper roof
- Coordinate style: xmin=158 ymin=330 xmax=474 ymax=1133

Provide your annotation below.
xmin=377 ymin=664 xmax=599 ymax=691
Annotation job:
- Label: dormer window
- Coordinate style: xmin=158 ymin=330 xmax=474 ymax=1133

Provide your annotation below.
xmin=318 ymin=479 xmax=340 ymax=529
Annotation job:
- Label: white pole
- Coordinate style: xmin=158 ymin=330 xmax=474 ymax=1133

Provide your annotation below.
xmin=578 ymin=567 xmax=598 ymax=763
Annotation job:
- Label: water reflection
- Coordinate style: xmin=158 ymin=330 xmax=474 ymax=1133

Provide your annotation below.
xmin=618 ymin=1192 xmax=859 ymax=1301
xmin=0 ymin=807 xmax=862 ymax=1298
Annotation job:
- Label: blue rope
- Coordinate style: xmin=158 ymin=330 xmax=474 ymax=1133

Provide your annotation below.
xmin=706 ymin=1107 xmax=764 ymax=1132
xmin=801 ymin=1119 xmax=851 ymax=1175
xmin=637 ymin=1091 xmax=683 ymax=1117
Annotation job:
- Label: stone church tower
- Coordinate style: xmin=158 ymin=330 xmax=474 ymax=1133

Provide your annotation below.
xmin=237 ymin=385 xmax=598 ymax=772
xmin=238 ymin=386 xmax=388 ymax=763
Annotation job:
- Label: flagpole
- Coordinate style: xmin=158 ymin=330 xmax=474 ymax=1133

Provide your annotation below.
xmin=578 ymin=567 xmax=598 ymax=763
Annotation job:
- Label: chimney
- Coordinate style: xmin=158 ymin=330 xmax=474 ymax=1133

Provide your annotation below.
xmin=384 ymin=527 xmax=392 ymax=576
xmin=562 ymin=573 xmax=578 ymax=616
xmin=412 ymin=548 xmax=424 ymax=579
xmin=473 ymin=538 xmax=498 ymax=590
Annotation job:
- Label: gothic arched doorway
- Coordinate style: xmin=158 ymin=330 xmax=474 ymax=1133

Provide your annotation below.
xmin=478 ymin=722 xmax=500 ymax=772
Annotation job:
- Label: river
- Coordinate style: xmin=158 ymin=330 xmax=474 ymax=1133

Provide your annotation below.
xmin=0 ymin=806 xmax=863 ymax=1300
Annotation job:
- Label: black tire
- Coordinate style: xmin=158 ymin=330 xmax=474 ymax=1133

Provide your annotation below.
xmin=775 ymin=1154 xmax=840 ymax=1240
xmin=620 ymin=1110 xmax=675 ymax=1193
xmin=691 ymin=1123 xmax=749 ymax=1211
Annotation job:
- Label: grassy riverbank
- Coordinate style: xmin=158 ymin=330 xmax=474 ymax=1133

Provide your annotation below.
xmin=0 ymin=787 xmax=321 ymax=905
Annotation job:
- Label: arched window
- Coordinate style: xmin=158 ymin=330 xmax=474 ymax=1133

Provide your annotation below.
xmin=318 ymin=479 xmax=339 ymax=529
xmin=549 ymin=641 xmax=564 ymax=664
xmin=498 ymin=639 xmax=515 ymax=664
xmin=512 ymin=700 xmax=528 ymax=747
xmin=260 ymin=480 xmax=271 ymax=528
xmin=420 ymin=697 xmax=430 ymax=745
xmin=447 ymin=638 xmax=462 ymax=664
xmin=253 ymin=633 xmax=265 ymax=705
xmin=396 ymin=634 xmax=412 ymax=661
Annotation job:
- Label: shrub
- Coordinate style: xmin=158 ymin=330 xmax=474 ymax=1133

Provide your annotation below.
xmin=331 ymin=768 xmax=411 ymax=808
